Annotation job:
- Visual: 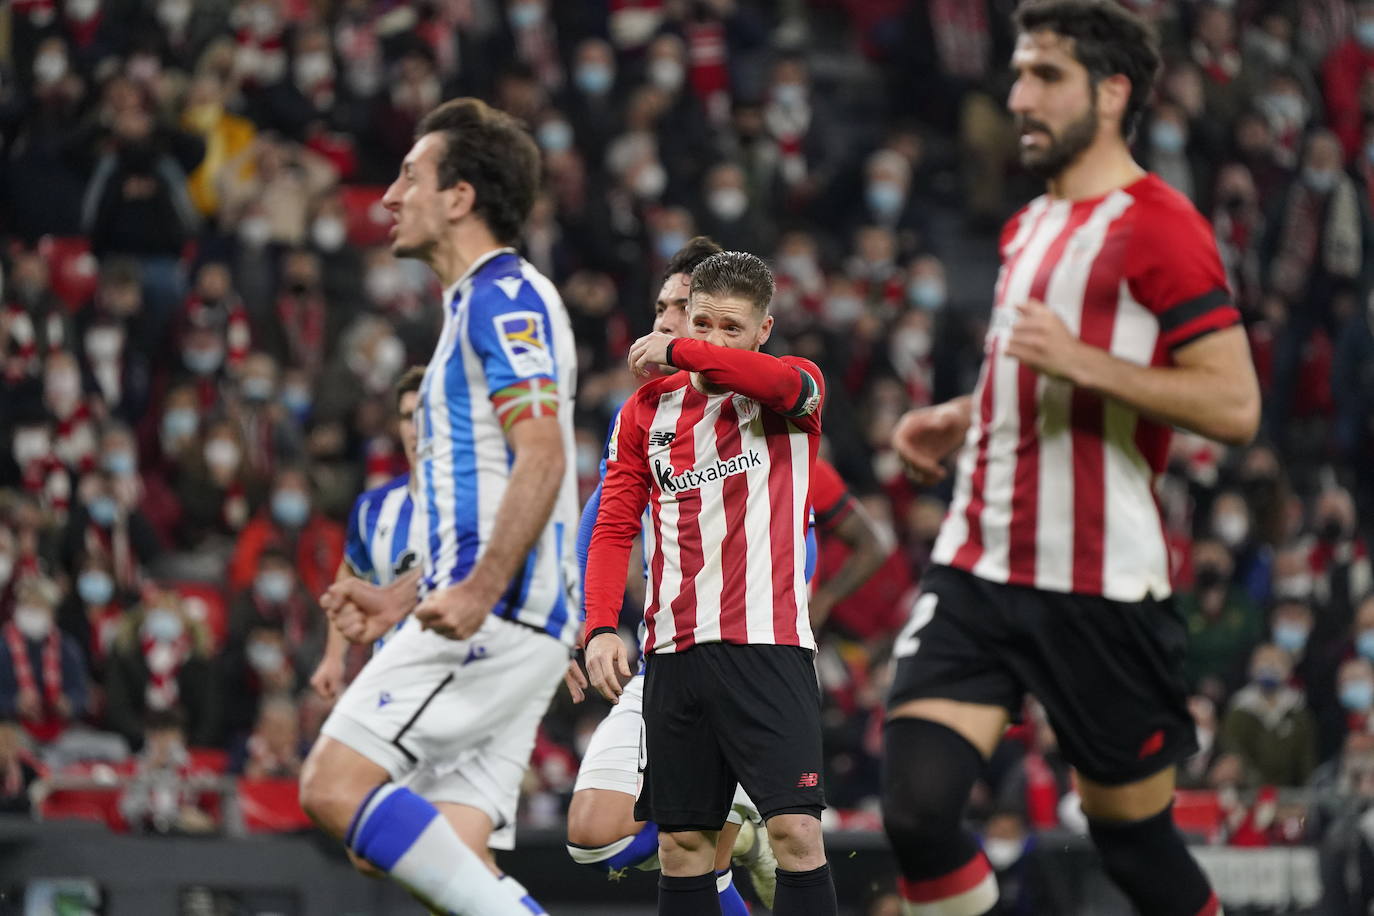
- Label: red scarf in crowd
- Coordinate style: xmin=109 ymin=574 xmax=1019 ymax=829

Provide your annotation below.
xmin=142 ymin=627 xmax=191 ymax=712
xmin=5 ymin=620 xmax=64 ymax=743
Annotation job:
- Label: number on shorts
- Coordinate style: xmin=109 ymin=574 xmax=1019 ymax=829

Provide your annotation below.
xmin=894 ymin=593 xmax=938 ymax=658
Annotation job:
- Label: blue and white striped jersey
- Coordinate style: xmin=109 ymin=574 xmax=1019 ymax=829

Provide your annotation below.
xmin=344 ymin=473 xmax=425 ymax=651
xmin=415 ymin=248 xmax=581 ymax=646
xmin=345 ymin=473 xmax=425 ymax=587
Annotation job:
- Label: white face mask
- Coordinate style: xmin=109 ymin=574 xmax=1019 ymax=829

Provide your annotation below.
xmin=294 ymin=51 xmax=333 ymax=89
xmin=34 ymin=51 xmax=68 ymax=85
xmin=632 ymin=162 xmax=667 ymax=200
xmin=204 ymin=438 xmax=241 ymax=474
xmin=66 ymin=0 xmax=99 ymax=23
xmin=13 ymin=429 xmax=52 ymax=467
xmin=311 ymin=216 xmax=347 ymax=252
xmin=0 ymin=554 xmax=12 ymax=587
xmin=238 ymin=215 xmax=272 ymax=249
xmin=143 ymin=608 xmax=184 ymax=642
xmin=13 ymin=606 xmax=52 ymax=641
xmin=157 ymin=0 xmax=191 ymax=29
xmin=983 ymin=837 xmax=1024 ymax=871
xmin=648 ymin=58 xmax=685 ymax=92
xmin=86 ymin=326 xmax=123 ymax=361
xmin=708 ymin=187 xmax=748 ymax=221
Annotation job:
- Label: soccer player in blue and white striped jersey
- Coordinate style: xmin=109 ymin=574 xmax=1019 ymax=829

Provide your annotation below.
xmin=309 ymin=365 xmax=426 ymax=702
xmin=300 ymin=99 xmax=577 ymax=916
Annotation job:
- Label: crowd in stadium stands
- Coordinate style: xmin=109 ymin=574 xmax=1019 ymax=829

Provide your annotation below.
xmin=2 ymin=0 xmax=1374 ymax=893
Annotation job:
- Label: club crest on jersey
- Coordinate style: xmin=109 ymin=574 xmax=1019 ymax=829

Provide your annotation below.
xmin=654 ymin=451 xmax=762 ymax=493
xmin=493 ymin=311 xmax=553 ymax=378
xmin=732 ymin=395 xmax=758 ymax=422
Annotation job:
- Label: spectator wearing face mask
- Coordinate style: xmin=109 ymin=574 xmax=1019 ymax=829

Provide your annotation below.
xmin=1307 ymin=486 xmax=1371 ymax=617
xmin=1263 ymin=129 xmax=1365 ymax=444
xmin=227 ymin=351 xmax=303 ymax=487
xmin=259 ymin=249 xmax=334 ymax=383
xmin=56 ymin=553 xmax=125 ymax=681
xmin=1179 ymin=694 xmax=1224 ymax=790
xmin=42 ymin=350 xmax=98 ymax=476
xmin=61 ymin=470 xmax=161 ymax=595
xmin=558 ymin=38 xmax=621 ymax=169
xmin=216 ymin=134 xmax=338 ymax=251
xmin=226 ymin=546 xmax=321 ymax=674
xmin=0 ymin=576 xmax=88 ymax=744
xmin=1183 ymin=538 xmax=1265 ymax=692
xmin=221 ymin=624 xmax=297 ymax=741
xmin=103 ymin=589 xmax=218 ymax=750
xmin=227 ymin=466 xmax=342 ymax=602
xmin=696 ymin=160 xmax=775 ymax=253
xmin=175 ymin=419 xmax=252 ymax=552
xmin=1222 ymin=643 xmax=1318 ymax=786
xmin=1271 ymin=598 xmax=1321 ymax=687
xmin=981 ymin=809 xmax=1048 ymax=916
xmin=2 ymin=249 xmax=74 ymax=387
xmin=1333 ymin=657 xmax=1374 ymax=746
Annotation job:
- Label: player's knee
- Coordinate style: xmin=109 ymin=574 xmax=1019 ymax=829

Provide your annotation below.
xmin=881 ymin=718 xmax=981 ymax=848
xmin=765 ymin=813 xmax=822 ymax=863
xmin=298 ymin=754 xmax=360 ymax=834
xmin=660 ymin=829 xmax=714 ymax=857
xmin=566 ymin=793 xmax=623 ymax=849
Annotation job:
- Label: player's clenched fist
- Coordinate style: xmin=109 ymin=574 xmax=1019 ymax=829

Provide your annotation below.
xmin=1006 ymin=298 xmax=1086 ymax=382
xmin=627 ymin=330 xmax=676 ymax=377
xmin=321 ymin=579 xmax=406 ymax=644
xmin=585 ymin=631 xmax=633 ymax=704
xmin=414 ymin=579 xmax=491 ymax=640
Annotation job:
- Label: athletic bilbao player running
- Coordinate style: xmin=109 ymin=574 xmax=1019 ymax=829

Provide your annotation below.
xmin=585 ymin=251 xmax=838 ymax=916
xmin=881 ymin=3 xmax=1259 ymax=915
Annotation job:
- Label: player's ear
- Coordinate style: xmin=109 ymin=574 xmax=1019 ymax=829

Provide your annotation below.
xmin=446 ymin=180 xmax=477 ymax=223
xmin=755 ymin=313 xmax=774 ymax=349
xmin=1097 ymin=73 xmax=1131 ymax=129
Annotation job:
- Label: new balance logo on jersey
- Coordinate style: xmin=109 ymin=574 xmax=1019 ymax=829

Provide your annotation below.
xmin=796 ymin=772 xmax=819 ymax=788
xmin=649 ymin=431 xmax=676 ymax=447
xmin=654 ymin=451 xmax=761 ymax=494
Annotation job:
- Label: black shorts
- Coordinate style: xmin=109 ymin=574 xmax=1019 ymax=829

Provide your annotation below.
xmin=887 ymin=564 xmax=1197 ymax=785
xmin=636 ymin=642 xmax=825 ymax=832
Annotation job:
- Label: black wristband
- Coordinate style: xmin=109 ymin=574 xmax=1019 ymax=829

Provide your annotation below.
xmin=588 ymin=626 xmax=618 ymax=641
xmin=664 ymin=339 xmax=677 ymax=368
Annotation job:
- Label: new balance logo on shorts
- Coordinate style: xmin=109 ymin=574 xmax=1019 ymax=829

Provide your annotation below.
xmin=796 ymin=772 xmax=819 ymax=788
xmin=1137 ymin=729 xmax=1165 ymax=759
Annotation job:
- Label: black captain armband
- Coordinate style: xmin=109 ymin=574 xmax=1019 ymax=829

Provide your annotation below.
xmin=784 ymin=367 xmax=822 ymax=417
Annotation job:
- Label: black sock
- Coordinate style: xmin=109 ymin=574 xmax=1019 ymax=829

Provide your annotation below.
xmin=1088 ymin=806 xmax=1217 ymax=916
xmin=659 ymin=872 xmax=722 ymax=916
xmin=773 ymin=864 xmax=837 ymax=916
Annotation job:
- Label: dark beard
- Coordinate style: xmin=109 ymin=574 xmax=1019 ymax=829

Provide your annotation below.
xmin=1018 ymin=101 xmax=1099 ymax=182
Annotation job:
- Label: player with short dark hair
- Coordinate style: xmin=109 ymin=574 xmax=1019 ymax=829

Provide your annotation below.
xmin=585 ymin=250 xmax=838 ymax=916
xmin=301 ymin=97 xmax=577 ymax=915
xmin=881 ymin=2 xmax=1259 ymax=915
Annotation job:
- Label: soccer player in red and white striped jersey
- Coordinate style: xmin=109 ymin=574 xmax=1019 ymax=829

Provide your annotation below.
xmin=584 ymin=251 xmax=838 ymax=916
xmin=881 ymin=4 xmax=1260 ymax=916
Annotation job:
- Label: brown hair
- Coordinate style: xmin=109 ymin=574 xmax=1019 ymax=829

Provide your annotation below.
xmin=689 ymin=251 xmax=775 ymax=314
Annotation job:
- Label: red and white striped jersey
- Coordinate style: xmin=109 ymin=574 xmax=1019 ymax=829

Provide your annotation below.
xmin=584 ymin=339 xmax=825 ymax=653
xmin=933 ymin=174 xmax=1240 ymax=602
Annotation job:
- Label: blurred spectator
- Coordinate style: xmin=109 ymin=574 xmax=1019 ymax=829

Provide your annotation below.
xmin=1180 ymin=694 xmax=1223 ymax=789
xmin=258 ymin=249 xmax=335 ymax=382
xmin=241 ymin=694 xmax=301 ymax=780
xmin=173 ymin=417 xmax=251 ymax=552
xmin=1264 ymin=129 xmax=1366 ymax=442
xmin=983 ymin=808 xmax=1049 ymax=916
xmin=221 ymin=625 xmax=297 ymax=740
xmin=103 ymin=589 xmax=218 ymax=750
xmin=226 ymin=546 xmax=322 ymax=677
xmin=228 ymin=351 xmax=303 ymax=487
xmin=216 ymin=134 xmax=337 ymax=251
xmin=61 ymin=470 xmax=161 ymax=593
xmin=2 ymin=248 xmax=73 ymax=387
xmin=1222 ymin=643 xmax=1318 ymax=785
xmin=80 ymin=104 xmax=203 ymax=320
xmin=227 ymin=465 xmax=343 ymax=601
xmin=1183 ymin=538 xmax=1264 ymax=692
xmin=697 ymin=161 xmax=775 ymax=252
xmin=1322 ymin=0 xmax=1374 ymax=158
xmin=56 ymin=551 xmax=125 ymax=682
xmin=0 ymin=719 xmax=40 ymax=815
xmin=118 ymin=709 xmax=215 ymax=835
xmin=180 ymin=261 xmax=252 ymax=376
xmin=180 ymin=72 xmax=256 ymax=219
xmin=0 ymin=575 xmax=88 ymax=746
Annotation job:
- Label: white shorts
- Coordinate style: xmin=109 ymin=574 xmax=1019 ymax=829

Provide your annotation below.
xmin=323 ymin=613 xmax=568 ymax=851
xmin=572 ymin=673 xmax=758 ymax=825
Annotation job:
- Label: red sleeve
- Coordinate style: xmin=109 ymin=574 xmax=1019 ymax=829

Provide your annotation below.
xmin=666 ymin=339 xmax=825 ymax=434
xmin=810 ymin=458 xmax=855 ymax=533
xmin=1125 ymin=189 xmax=1241 ymax=353
xmin=583 ymin=394 xmax=653 ymax=641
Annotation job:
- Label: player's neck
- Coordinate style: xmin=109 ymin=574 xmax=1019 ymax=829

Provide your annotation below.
xmin=1045 ymin=139 xmax=1145 ymax=202
xmin=431 ymin=227 xmax=509 ymax=289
